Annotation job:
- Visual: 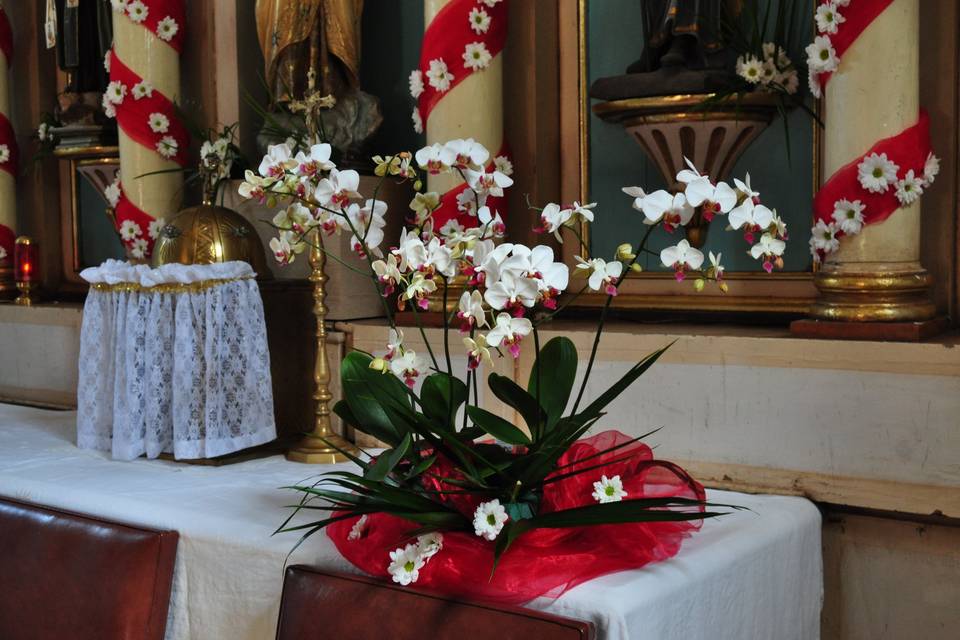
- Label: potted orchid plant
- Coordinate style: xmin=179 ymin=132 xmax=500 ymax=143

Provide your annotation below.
xmin=239 ymin=136 xmax=784 ymax=602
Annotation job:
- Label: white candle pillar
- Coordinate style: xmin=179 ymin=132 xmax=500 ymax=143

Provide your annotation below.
xmin=424 ymin=0 xmax=504 ymax=196
xmin=812 ymin=0 xmax=935 ymax=322
xmin=112 ymin=10 xmax=183 ymax=225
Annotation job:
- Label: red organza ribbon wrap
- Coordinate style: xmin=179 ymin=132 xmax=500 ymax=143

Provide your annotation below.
xmin=328 ymin=430 xmax=706 ymax=605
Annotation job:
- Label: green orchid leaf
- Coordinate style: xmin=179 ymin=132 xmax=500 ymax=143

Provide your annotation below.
xmin=528 ymin=337 xmax=578 ymax=433
xmin=421 ymin=373 xmax=468 ymax=430
xmin=366 ymin=433 xmax=412 ymax=482
xmin=339 ymin=352 xmax=408 ymax=446
xmin=487 ymin=372 xmax=544 ymax=434
xmin=466 ymin=406 xmax=532 ymax=446
xmin=574 ymin=343 xmax=673 ymax=425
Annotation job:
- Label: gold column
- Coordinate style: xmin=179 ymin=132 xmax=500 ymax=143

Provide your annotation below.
xmin=286 ymin=229 xmax=358 ymax=464
xmin=811 ymin=0 xmax=935 ymax=322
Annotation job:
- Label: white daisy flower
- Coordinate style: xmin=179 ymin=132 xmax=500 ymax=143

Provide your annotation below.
xmin=895 ymin=169 xmax=924 ymax=206
xmin=126 ymin=1 xmax=148 ymax=23
xmin=110 ymin=0 xmax=128 ymax=13
xmin=156 ymin=136 xmax=179 ymax=159
xmin=805 ymin=35 xmax=839 ymax=73
xmin=416 ymin=532 xmax=443 ymax=560
xmin=103 ymin=50 xmax=112 ymax=73
xmin=426 ymin=58 xmax=454 ymax=92
xmin=463 ymin=42 xmax=492 ymax=71
xmin=815 ymin=2 xmax=845 ymax=35
xmin=104 ymin=181 xmax=122 ymax=208
xmin=811 ymin=219 xmax=841 ymax=254
xmin=473 ymin=499 xmax=508 ymax=541
xmin=411 ymin=107 xmax=423 ymax=134
xmin=156 ymin=16 xmax=179 ymax=42
xmin=807 ymin=67 xmax=822 ymax=99
xmin=105 ymin=81 xmax=127 ymax=105
xmin=119 ymin=219 xmax=142 ymax=241
xmin=592 ymin=474 xmax=628 ymax=503
xmin=148 ymin=218 xmax=166 ymax=240
xmin=129 ymin=238 xmax=149 ymax=260
xmin=468 ymin=7 xmax=491 ymax=34
xmin=148 ymin=112 xmax=170 ymax=134
xmin=408 ymin=69 xmax=424 ymax=98
xmin=857 ymin=152 xmax=899 ymax=193
xmin=0 ymin=145 xmax=9 ymax=164
xmin=831 ymin=199 xmax=864 ymax=235
xmin=736 ymin=55 xmax=763 ymax=84
xmin=131 ymin=80 xmax=154 ymax=100
xmin=387 ymin=544 xmax=424 ymax=586
xmin=493 ymin=155 xmax=513 ymax=176
xmin=922 ymin=152 xmax=940 ymax=186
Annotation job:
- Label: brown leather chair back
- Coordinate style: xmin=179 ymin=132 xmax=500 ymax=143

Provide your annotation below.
xmin=0 ymin=497 xmax=178 ymax=640
xmin=276 ymin=566 xmax=595 ymax=640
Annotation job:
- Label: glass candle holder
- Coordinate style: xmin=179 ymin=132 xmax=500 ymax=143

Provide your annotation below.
xmin=14 ymin=236 xmax=38 ymax=305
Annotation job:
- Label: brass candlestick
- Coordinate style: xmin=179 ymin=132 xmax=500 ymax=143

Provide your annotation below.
xmin=286 ymin=228 xmax=359 ymax=464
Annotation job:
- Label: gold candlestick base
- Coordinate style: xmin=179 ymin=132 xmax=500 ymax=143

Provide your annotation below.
xmin=286 ymin=228 xmax=359 ymax=464
xmin=809 ymin=265 xmax=936 ymax=323
xmin=14 ymin=281 xmax=38 ymax=306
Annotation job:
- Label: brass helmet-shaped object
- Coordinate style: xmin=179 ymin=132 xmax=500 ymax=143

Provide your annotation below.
xmin=151 ymin=155 xmax=271 ymax=277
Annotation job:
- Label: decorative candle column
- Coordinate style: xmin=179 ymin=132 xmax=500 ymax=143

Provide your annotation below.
xmin=108 ymin=1 xmax=187 ymax=260
xmin=0 ymin=4 xmax=18 ymax=297
xmin=810 ymin=0 xmax=935 ymax=322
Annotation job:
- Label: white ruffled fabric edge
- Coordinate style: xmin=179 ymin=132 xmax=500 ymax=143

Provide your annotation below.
xmin=80 ymin=260 xmax=255 ymax=287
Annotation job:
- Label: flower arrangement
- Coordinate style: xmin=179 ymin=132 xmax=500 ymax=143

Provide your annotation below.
xmin=240 ymin=137 xmax=780 ymax=602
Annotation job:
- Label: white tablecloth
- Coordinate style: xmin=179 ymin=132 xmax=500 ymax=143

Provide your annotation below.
xmin=0 ymin=404 xmax=822 ymax=639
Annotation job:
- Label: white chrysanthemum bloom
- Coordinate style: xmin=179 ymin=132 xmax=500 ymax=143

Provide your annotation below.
xmin=148 ymin=112 xmax=170 ymax=134
xmin=131 ymin=80 xmax=153 ymax=100
xmin=105 ymin=81 xmax=127 ymax=105
xmin=857 ymin=152 xmax=899 ymax=193
xmin=493 ymin=155 xmax=513 ymax=176
xmin=0 ymin=145 xmax=9 ymax=164
xmin=759 ymin=58 xmax=778 ymax=86
xmin=473 ymin=499 xmax=509 ymax=541
xmin=811 ymin=219 xmax=841 ymax=254
xmin=411 ymin=107 xmax=423 ymax=134
xmin=469 ymin=7 xmax=491 ymax=34
xmin=126 ymin=1 xmax=148 ymax=23
xmin=104 ymin=181 xmax=122 ymax=207
xmin=156 ymin=136 xmax=178 ymax=159
xmin=807 ymin=67 xmax=822 ymax=99
xmin=831 ymin=199 xmax=865 ymax=235
xmin=416 ymin=532 xmax=444 ymax=560
xmin=592 ymin=474 xmax=627 ymax=504
xmin=148 ymin=218 xmax=166 ymax=240
xmin=347 ymin=515 xmax=368 ymax=541
xmin=102 ymin=50 xmax=112 ymax=73
xmin=781 ymin=69 xmax=800 ymax=95
xmin=388 ymin=544 xmax=425 ymax=586
xmin=119 ymin=219 xmax=142 ymax=241
xmin=923 ymin=152 xmax=940 ymax=187
xmin=102 ymin=96 xmax=117 ymax=119
xmin=426 ymin=58 xmax=454 ymax=92
xmin=111 ymin=0 xmax=128 ymax=13
xmin=129 ymin=238 xmax=149 ymax=260
xmin=156 ymin=16 xmax=179 ymax=42
xmin=463 ymin=42 xmax=492 ymax=71
xmin=408 ymin=69 xmax=424 ymax=98
xmin=815 ymin=2 xmax=845 ymax=35
xmin=805 ymin=35 xmax=838 ymax=73
xmin=736 ymin=55 xmax=763 ymax=84
xmin=895 ymin=169 xmax=924 ymax=206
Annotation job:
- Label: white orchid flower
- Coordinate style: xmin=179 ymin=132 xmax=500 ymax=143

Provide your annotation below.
xmin=372 ymin=255 xmax=402 ymax=295
xmin=315 ymin=169 xmax=361 ymax=209
xmin=415 ymin=143 xmax=455 ymax=174
xmin=750 ymin=233 xmax=787 ymax=273
xmin=394 ymin=229 xmax=428 ymax=271
xmin=484 ymin=271 xmax=539 ymax=312
xmin=660 ymin=239 xmax=704 ymax=281
xmin=425 ymin=237 xmax=456 ymax=278
xmin=623 ymin=186 xmax=647 ymax=212
xmin=457 ymin=290 xmax=487 ymax=331
xmin=258 ymin=142 xmax=297 ymax=179
xmin=728 ymin=200 xmax=774 ymax=233
xmin=464 ymin=334 xmax=494 ymax=370
xmin=734 ymin=173 xmax=760 ymax=200
xmin=486 ymin=313 xmax=533 ymax=358
xmin=539 ymin=202 xmax=573 ymax=241
xmin=402 ymin=273 xmax=438 ymax=310
xmin=575 ymin=257 xmax=623 ymax=296
xmin=641 ymin=190 xmax=693 ymax=231
xmin=272 ymin=202 xmax=314 ymax=235
xmin=294 ymin=143 xmax=335 ymax=177
xmin=445 ymin=138 xmax=490 ymax=169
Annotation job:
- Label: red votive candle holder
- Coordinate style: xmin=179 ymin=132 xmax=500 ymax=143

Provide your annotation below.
xmin=14 ymin=236 xmax=38 ymax=305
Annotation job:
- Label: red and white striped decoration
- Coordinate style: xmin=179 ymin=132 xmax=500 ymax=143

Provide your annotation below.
xmin=106 ymin=0 xmax=186 ymax=260
xmin=413 ymin=0 xmax=509 ymax=230
xmin=0 ymin=3 xmax=18 ymax=265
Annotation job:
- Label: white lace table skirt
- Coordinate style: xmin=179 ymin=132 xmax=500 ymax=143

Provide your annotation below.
xmin=77 ymin=260 xmax=277 ymax=461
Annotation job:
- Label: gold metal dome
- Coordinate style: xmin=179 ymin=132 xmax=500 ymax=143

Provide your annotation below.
xmin=151 ymin=203 xmax=271 ymax=278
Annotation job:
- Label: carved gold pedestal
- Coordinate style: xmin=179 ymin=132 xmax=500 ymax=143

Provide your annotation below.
xmin=287 ymin=229 xmax=359 ymax=464
xmin=810 ymin=265 xmax=935 ymax=323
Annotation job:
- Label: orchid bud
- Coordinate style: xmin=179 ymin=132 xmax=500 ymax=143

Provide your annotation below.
xmin=414 ymin=180 xmax=423 ymax=191
xmin=694 ymin=278 xmax=705 ymax=292
xmin=629 ymin=263 xmax=643 ymax=273
xmin=616 ymin=243 xmax=636 ymax=261
xmin=369 ymin=357 xmax=389 ymax=374
xmin=719 ymin=282 xmax=729 ymax=293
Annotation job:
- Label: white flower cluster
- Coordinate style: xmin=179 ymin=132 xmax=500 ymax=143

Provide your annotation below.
xmin=387 ymin=532 xmax=444 ymax=586
xmin=0 ymin=144 xmax=9 ymax=165
xmin=409 ymin=0 xmax=502 ymax=133
xmin=804 ymin=0 xmax=850 ymax=98
xmin=811 ymin=151 xmax=939 ymax=262
xmin=102 ymin=78 xmax=180 ymax=161
xmin=736 ymin=42 xmax=799 ymax=95
xmin=111 ymin=1 xmax=179 ymax=43
xmin=200 ymin=135 xmax=234 ymax=182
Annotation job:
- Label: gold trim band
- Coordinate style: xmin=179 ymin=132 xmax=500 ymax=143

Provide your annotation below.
xmin=89 ymin=276 xmax=255 ymax=294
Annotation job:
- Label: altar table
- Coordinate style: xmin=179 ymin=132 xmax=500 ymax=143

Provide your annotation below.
xmin=0 ymin=403 xmax=822 ymax=639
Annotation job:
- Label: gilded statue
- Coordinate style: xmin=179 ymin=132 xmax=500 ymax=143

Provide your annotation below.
xmin=255 ymin=0 xmax=382 ymax=159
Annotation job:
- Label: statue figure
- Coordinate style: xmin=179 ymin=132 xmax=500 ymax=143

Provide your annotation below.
xmin=592 ymin=0 xmax=742 ymax=100
xmin=255 ymin=0 xmax=382 ymax=161
xmin=48 ymin=0 xmax=114 ymax=127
